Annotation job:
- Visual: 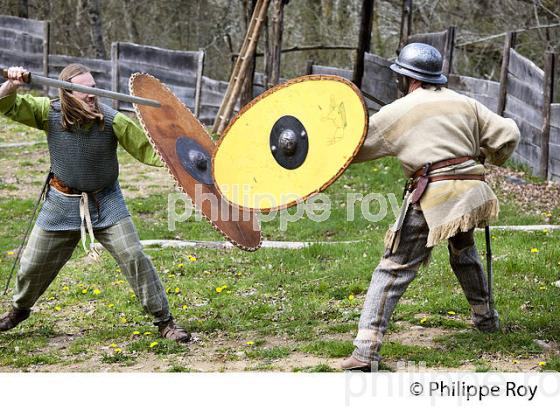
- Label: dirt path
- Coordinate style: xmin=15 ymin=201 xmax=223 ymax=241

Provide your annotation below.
xmin=0 ymin=322 xmax=551 ymax=373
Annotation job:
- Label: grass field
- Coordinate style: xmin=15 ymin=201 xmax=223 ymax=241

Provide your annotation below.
xmin=0 ymin=115 xmax=559 ymax=372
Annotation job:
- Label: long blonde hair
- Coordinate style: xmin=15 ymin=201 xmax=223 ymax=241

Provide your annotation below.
xmin=58 ymin=64 xmax=104 ymax=129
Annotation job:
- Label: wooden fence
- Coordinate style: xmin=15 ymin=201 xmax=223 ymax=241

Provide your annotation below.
xmin=362 ymin=52 xmax=397 ymax=112
xmin=111 ymin=42 xmax=204 ymax=115
xmin=501 ymin=48 xmax=546 ymax=174
xmin=447 ymin=74 xmax=500 ymax=112
xmin=0 ymin=15 xmax=558 ymax=182
xmin=0 ymin=15 xmax=48 ymax=80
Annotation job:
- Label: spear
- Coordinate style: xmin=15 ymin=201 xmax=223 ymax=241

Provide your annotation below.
xmin=1 ymin=69 xmax=161 ymax=108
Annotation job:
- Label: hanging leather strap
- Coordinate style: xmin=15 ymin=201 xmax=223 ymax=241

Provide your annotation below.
xmin=410 ymin=156 xmax=481 ymax=204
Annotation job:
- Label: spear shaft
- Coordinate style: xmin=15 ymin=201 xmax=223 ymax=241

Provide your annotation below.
xmin=2 ymin=69 xmax=161 ymax=108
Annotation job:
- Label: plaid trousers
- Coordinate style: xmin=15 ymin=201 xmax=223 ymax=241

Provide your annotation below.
xmin=12 ymin=217 xmax=170 ymax=324
xmin=352 ymin=206 xmax=498 ymax=363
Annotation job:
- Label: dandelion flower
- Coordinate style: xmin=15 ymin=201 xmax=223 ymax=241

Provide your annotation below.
xmin=7 ymin=251 xmax=15 ymax=256
xmin=132 ymin=331 xmax=140 ymax=336
xmin=447 ymin=311 xmax=456 ymax=316
xmin=174 ymin=287 xmax=181 ymax=294
xmin=512 ymin=360 xmax=519 ymax=364
xmin=114 ymin=348 xmax=122 ymax=353
xmin=120 ymin=317 xmax=127 ymax=324
xmin=62 ymin=286 xmax=69 ymax=291
xmin=420 ymin=317 xmax=428 ymax=324
xmin=182 ymin=305 xmax=188 ymax=310
xmin=144 ymin=331 xmax=152 ymax=336
xmin=81 ymin=289 xmax=88 ymax=294
xmin=107 ymin=303 xmax=115 ymax=308
xmin=150 ymin=342 xmax=159 ymax=348
xmin=110 ymin=343 xmax=118 ymax=348
xmin=188 ymin=255 xmax=197 ymax=262
xmin=93 ymin=289 xmax=101 ymax=295
xmin=177 ymin=263 xmax=185 ymax=269
xmin=538 ymin=361 xmax=546 ymax=367
xmin=215 ymin=287 xmax=223 ymax=293
xmin=530 ymin=248 xmax=539 ymax=253
xmin=246 ymin=341 xmax=255 ymax=346
xmin=348 ymin=294 xmax=355 ymax=301
xmin=54 ymin=306 xmax=61 ymax=311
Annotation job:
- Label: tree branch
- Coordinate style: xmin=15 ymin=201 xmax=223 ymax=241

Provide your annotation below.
xmin=456 ymin=22 xmax=560 ymax=48
xmin=233 ymin=44 xmax=356 ymax=58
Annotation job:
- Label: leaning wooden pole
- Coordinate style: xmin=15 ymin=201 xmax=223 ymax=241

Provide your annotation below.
xmin=213 ymin=0 xmax=270 ymax=135
xmin=353 ymin=0 xmax=375 ymax=88
xmin=240 ymin=0 xmax=258 ymax=106
xmin=214 ymin=1 xmax=261 ymax=130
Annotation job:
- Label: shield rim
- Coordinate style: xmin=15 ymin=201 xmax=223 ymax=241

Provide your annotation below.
xmin=212 ymin=74 xmax=369 ymax=213
xmin=129 ymin=72 xmax=262 ymax=252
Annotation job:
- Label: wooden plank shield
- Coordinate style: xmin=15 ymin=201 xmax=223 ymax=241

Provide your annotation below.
xmin=129 ymin=73 xmax=261 ymax=251
xmin=213 ymin=75 xmax=368 ymax=211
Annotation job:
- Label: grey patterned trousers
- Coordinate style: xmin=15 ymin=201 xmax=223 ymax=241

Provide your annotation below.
xmin=352 ymin=207 xmax=499 ymax=363
xmin=12 ymin=217 xmax=171 ymax=324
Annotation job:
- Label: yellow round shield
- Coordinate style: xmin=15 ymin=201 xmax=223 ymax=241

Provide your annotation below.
xmin=213 ymin=75 xmax=368 ymax=211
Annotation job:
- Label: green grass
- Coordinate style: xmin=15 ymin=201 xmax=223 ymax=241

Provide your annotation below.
xmin=0 ymin=115 xmax=558 ymax=372
xmin=543 ymin=355 xmax=560 ymax=372
xmin=246 ymin=346 xmax=292 ymax=360
xmin=299 ymin=340 xmax=354 ymax=358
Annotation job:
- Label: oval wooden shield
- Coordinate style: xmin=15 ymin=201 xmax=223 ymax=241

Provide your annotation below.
xmin=129 ymin=73 xmax=261 ymax=251
xmin=213 ymin=75 xmax=368 ymax=212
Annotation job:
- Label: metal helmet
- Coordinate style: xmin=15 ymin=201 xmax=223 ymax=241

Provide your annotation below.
xmin=390 ymin=43 xmax=447 ymax=84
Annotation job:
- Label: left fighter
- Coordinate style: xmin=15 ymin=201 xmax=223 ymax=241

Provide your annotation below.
xmin=0 ymin=65 xmax=190 ymax=342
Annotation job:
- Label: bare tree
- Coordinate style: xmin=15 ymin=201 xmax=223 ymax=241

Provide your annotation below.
xmin=85 ymin=0 xmax=106 ymax=59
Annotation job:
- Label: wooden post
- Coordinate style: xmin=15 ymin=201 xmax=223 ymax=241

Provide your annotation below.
xmin=542 ymin=52 xmax=555 ymax=180
xmin=497 ymin=32 xmax=516 ymax=116
xmin=398 ymin=0 xmax=413 ymax=52
xmin=352 ymin=0 xmax=375 ymax=88
xmin=305 ymin=60 xmax=314 ymax=75
xmin=268 ymin=0 xmax=287 ymax=88
xmin=42 ymin=20 xmax=50 ymax=95
xmin=442 ymin=26 xmax=456 ymax=75
xmin=111 ymin=42 xmax=120 ymax=110
xmin=194 ymin=49 xmax=205 ymax=118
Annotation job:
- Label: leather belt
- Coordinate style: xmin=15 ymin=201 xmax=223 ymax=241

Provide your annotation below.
xmin=412 ymin=156 xmax=474 ymax=178
xmin=409 ymin=156 xmax=484 ymax=204
xmin=49 ymin=175 xmax=102 ymax=213
xmin=50 ymin=175 xmax=81 ymax=195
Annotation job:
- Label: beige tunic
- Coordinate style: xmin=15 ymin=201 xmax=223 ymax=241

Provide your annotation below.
xmin=355 ymin=86 xmax=520 ymax=247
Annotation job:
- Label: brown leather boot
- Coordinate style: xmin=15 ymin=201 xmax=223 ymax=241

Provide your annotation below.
xmin=0 ymin=308 xmax=31 ymax=331
xmin=158 ymin=319 xmax=191 ymax=343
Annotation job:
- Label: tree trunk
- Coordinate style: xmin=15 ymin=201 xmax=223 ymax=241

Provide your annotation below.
xmin=18 ymin=0 xmax=29 ymax=18
xmin=86 ymin=0 xmax=106 ymax=59
xmin=267 ymin=0 xmax=286 ymax=88
xmin=122 ymin=0 xmax=139 ymax=42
